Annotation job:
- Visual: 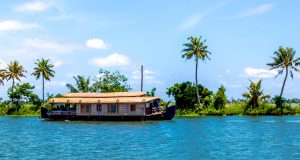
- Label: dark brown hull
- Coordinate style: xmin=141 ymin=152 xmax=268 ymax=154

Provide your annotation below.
xmin=41 ymin=106 xmax=176 ymax=121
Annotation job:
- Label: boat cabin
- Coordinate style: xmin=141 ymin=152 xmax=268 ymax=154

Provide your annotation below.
xmin=48 ymin=92 xmax=160 ymax=118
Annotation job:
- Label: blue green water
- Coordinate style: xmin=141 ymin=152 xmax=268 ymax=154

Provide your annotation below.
xmin=0 ymin=116 xmax=300 ymax=160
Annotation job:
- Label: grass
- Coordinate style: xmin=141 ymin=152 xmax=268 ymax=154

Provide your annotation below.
xmin=0 ymin=103 xmax=40 ymax=116
xmin=176 ymin=102 xmax=300 ymax=117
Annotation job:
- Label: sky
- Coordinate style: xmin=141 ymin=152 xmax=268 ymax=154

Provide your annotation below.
xmin=0 ymin=0 xmax=300 ymax=100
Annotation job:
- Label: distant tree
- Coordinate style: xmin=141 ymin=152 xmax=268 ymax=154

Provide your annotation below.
xmin=182 ymin=36 xmax=211 ymax=105
xmin=32 ymin=58 xmax=55 ymax=102
xmin=167 ymin=81 xmax=212 ymax=109
xmin=242 ymin=80 xmax=270 ymax=109
xmin=92 ymin=69 xmax=131 ymax=92
xmin=4 ymin=60 xmax=26 ymax=91
xmin=46 ymin=92 xmax=64 ymax=101
xmin=267 ymin=47 xmax=300 ymax=98
xmin=213 ymin=85 xmax=227 ymax=109
xmin=8 ymin=83 xmax=40 ymax=110
xmin=66 ymin=75 xmax=92 ymax=93
xmin=147 ymin=88 xmax=156 ymax=96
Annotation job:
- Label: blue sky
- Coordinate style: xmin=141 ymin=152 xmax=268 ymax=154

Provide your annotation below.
xmin=0 ymin=0 xmax=300 ymax=100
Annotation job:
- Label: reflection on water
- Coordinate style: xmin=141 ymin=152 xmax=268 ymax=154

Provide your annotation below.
xmin=0 ymin=116 xmax=300 ymax=159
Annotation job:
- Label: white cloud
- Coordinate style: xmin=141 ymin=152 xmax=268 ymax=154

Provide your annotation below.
xmin=230 ymin=3 xmax=274 ymax=19
xmin=133 ymin=69 xmax=155 ymax=80
xmin=15 ymin=1 xmax=50 ymax=12
xmin=91 ymin=53 xmax=129 ymax=67
xmin=243 ymin=67 xmax=277 ymax=78
xmin=179 ymin=15 xmax=203 ymax=31
xmin=132 ymin=69 xmax=161 ymax=85
xmin=53 ymin=60 xmax=63 ymax=68
xmin=24 ymin=38 xmax=77 ymax=53
xmin=179 ymin=0 xmax=231 ymax=30
xmin=86 ymin=38 xmax=111 ymax=49
xmin=0 ymin=59 xmax=7 ymax=68
xmin=45 ymin=81 xmax=67 ymax=87
xmin=225 ymin=69 xmax=231 ymax=74
xmin=66 ymin=72 xmax=79 ymax=78
xmin=0 ymin=20 xmax=39 ymax=32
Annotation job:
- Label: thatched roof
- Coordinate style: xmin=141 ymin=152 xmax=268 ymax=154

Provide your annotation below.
xmin=64 ymin=92 xmax=147 ymax=98
xmin=49 ymin=97 xmax=160 ymax=104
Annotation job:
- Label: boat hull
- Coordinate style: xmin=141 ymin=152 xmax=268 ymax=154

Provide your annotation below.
xmin=41 ymin=106 xmax=176 ymax=121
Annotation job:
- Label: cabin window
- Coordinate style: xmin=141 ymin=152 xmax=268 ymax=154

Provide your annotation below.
xmin=130 ymin=104 xmax=136 ymax=112
xmin=153 ymin=100 xmax=159 ymax=107
xmin=108 ymin=104 xmax=118 ymax=113
xmin=97 ymin=104 xmax=102 ymax=112
xmin=81 ymin=104 xmax=91 ymax=113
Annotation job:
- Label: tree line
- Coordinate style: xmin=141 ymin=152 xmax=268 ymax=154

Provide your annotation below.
xmin=0 ymin=35 xmax=299 ymax=116
xmin=169 ymin=35 xmax=300 ymax=115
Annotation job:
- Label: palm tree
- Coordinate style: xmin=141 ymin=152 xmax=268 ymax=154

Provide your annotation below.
xmin=0 ymin=68 xmax=5 ymax=86
xmin=242 ymin=80 xmax=270 ymax=109
xmin=267 ymin=46 xmax=300 ymax=97
xmin=32 ymin=58 xmax=55 ymax=102
xmin=182 ymin=36 xmax=211 ymax=105
xmin=4 ymin=60 xmax=26 ymax=90
xmin=66 ymin=75 xmax=92 ymax=93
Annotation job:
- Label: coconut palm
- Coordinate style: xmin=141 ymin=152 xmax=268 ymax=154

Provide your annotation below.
xmin=182 ymin=36 xmax=211 ymax=105
xmin=0 ymin=68 xmax=5 ymax=86
xmin=242 ymin=80 xmax=270 ymax=109
xmin=4 ymin=60 xmax=26 ymax=90
xmin=267 ymin=46 xmax=300 ymax=97
xmin=66 ymin=75 xmax=92 ymax=93
xmin=32 ymin=58 xmax=55 ymax=102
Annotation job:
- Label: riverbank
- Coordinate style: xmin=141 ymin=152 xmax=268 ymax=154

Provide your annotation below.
xmin=176 ymin=103 xmax=300 ymax=116
xmin=1 ymin=102 xmax=300 ymax=117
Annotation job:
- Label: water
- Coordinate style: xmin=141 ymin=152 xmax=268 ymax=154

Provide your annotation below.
xmin=0 ymin=116 xmax=300 ymax=160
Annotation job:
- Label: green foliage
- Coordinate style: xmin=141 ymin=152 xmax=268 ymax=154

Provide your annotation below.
xmin=92 ymin=69 xmax=131 ymax=92
xmin=7 ymin=83 xmax=40 ymax=106
xmin=286 ymin=98 xmax=300 ymax=104
xmin=3 ymin=60 xmax=27 ymax=89
xmin=66 ymin=75 xmax=93 ymax=92
xmin=146 ymin=88 xmax=156 ymax=96
xmin=242 ymin=80 xmax=270 ymax=109
xmin=46 ymin=93 xmax=63 ymax=101
xmin=166 ymin=81 xmax=212 ymax=109
xmin=273 ymin=95 xmax=286 ymax=109
xmin=182 ymin=36 xmax=211 ymax=62
xmin=267 ymin=46 xmax=300 ymax=97
xmin=176 ymin=102 xmax=300 ymax=116
xmin=0 ymin=103 xmax=40 ymax=116
xmin=181 ymin=36 xmax=211 ymax=105
xmin=32 ymin=58 xmax=55 ymax=81
xmin=0 ymin=66 xmax=5 ymax=86
xmin=213 ymin=85 xmax=227 ymax=109
xmin=32 ymin=58 xmax=55 ymax=101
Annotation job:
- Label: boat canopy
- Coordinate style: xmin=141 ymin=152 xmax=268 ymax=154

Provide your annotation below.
xmin=49 ymin=92 xmax=159 ymax=104
xmin=64 ymin=92 xmax=147 ymax=98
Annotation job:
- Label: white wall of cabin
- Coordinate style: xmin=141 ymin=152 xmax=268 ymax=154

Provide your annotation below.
xmin=76 ymin=103 xmax=146 ymax=116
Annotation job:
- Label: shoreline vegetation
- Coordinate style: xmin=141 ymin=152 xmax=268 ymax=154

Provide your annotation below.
xmin=0 ymin=36 xmax=300 ymax=117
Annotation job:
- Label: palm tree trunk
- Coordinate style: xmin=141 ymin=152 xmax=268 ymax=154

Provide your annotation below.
xmin=280 ymin=67 xmax=289 ymax=97
xmin=12 ymin=78 xmax=15 ymax=91
xmin=195 ymin=59 xmax=200 ymax=105
xmin=42 ymin=74 xmax=45 ymax=102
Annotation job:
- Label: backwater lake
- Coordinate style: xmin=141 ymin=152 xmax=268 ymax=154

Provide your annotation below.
xmin=0 ymin=116 xmax=300 ymax=160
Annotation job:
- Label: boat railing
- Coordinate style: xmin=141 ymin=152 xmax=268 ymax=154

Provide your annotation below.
xmin=51 ymin=110 xmax=76 ymax=116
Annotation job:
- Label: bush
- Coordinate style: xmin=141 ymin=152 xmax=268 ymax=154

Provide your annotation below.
xmin=212 ymin=86 xmax=227 ymax=109
xmin=224 ymin=102 xmax=247 ymax=115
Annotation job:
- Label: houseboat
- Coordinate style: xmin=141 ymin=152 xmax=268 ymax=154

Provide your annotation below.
xmin=41 ymin=92 xmax=176 ymax=121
